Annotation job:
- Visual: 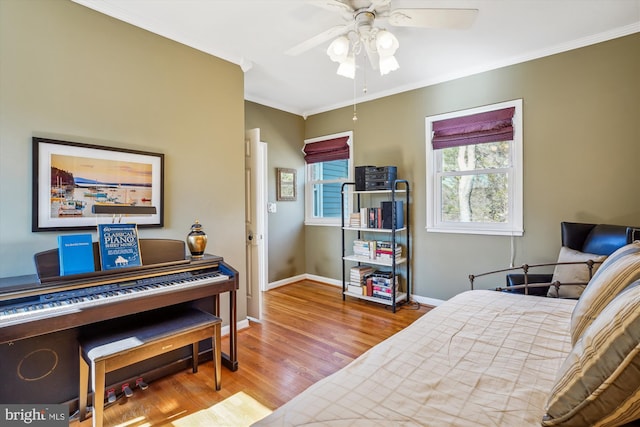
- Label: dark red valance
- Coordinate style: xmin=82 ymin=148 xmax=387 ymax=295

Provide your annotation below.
xmin=432 ymin=107 xmax=515 ymax=149
xmin=303 ymin=136 xmax=350 ymax=164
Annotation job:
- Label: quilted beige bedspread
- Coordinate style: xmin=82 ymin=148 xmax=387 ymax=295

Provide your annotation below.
xmin=253 ymin=290 xmax=577 ymax=426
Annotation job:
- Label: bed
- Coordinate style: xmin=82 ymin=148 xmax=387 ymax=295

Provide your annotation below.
xmin=253 ymin=240 xmax=640 ymax=427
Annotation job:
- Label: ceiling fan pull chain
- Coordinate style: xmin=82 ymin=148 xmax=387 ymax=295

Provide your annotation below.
xmin=352 ymin=53 xmax=358 ymax=121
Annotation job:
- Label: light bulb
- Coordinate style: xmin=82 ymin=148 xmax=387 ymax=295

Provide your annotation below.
xmin=336 ymin=55 xmax=356 ymax=79
xmin=379 ymin=55 xmax=399 ymax=76
xmin=327 ymin=37 xmax=350 ymax=62
xmin=376 ymin=30 xmax=399 ymax=56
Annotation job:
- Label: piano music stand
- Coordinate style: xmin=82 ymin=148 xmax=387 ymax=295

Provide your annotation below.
xmin=33 ymin=239 xmax=188 ymax=280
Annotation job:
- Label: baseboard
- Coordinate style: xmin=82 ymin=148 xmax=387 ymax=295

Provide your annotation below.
xmin=411 ymin=294 xmax=444 ymax=307
xmin=224 ymin=318 xmax=250 ymax=336
xmin=266 ymin=274 xmax=307 ymax=290
xmin=304 ymin=274 xmax=342 ymax=287
xmin=268 ymin=274 xmax=445 ymax=307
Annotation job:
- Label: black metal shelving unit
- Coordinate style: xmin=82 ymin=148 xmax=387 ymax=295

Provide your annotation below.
xmin=340 ymin=179 xmax=410 ymax=312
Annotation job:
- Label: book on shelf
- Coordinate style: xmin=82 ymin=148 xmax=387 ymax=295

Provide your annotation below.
xmin=360 ymin=208 xmax=367 ymax=228
xmin=353 ymin=239 xmax=376 ymax=259
xmin=373 ymin=284 xmax=395 ymax=293
xmin=352 ymin=241 xmax=403 ymax=261
xmin=371 ymin=291 xmax=399 ymax=301
xmin=350 ymin=265 xmax=374 ymax=285
xmin=97 ymin=223 xmax=142 ymax=270
xmin=368 ymin=207 xmax=382 ymax=229
xmin=57 ymin=233 xmax=95 ymax=276
xmin=348 ymin=212 xmax=361 ymax=227
xmin=349 ymin=204 xmax=404 ymax=230
xmin=375 ymin=241 xmax=402 ymax=260
xmin=381 ymin=200 xmax=404 ymax=229
xmin=347 ymin=283 xmax=365 ymax=295
xmin=371 ymin=269 xmax=394 ymax=279
xmin=371 ymin=276 xmax=398 ymax=287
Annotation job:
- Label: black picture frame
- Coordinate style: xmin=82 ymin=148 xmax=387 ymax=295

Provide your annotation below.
xmin=32 ymin=137 xmax=164 ymax=232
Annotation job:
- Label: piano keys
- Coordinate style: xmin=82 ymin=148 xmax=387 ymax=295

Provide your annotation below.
xmin=1 ymin=266 xmax=228 ymax=331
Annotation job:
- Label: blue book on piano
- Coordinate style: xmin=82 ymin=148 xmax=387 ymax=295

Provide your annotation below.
xmin=98 ymin=223 xmax=142 ymax=270
xmin=57 ymin=234 xmax=95 ymax=276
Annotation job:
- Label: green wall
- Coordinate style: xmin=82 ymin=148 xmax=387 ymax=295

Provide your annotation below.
xmin=0 ymin=0 xmax=247 ymax=321
xmin=303 ymin=33 xmax=640 ymax=300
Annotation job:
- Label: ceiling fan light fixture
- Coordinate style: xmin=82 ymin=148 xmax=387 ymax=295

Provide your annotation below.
xmin=379 ymin=54 xmax=399 ymax=76
xmin=327 ymin=36 xmax=350 ymax=62
xmin=375 ymin=30 xmax=399 ymax=56
xmin=336 ymin=55 xmax=356 ymax=79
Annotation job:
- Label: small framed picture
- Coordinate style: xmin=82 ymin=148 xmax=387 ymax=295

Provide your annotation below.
xmin=276 ymin=168 xmax=296 ymax=201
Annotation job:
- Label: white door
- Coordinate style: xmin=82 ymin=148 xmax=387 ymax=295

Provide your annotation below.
xmin=245 ymin=128 xmax=267 ymax=321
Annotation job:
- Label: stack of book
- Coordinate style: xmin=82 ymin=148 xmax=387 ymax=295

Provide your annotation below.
xmin=353 ymin=239 xmax=376 ymax=259
xmin=350 ymin=265 xmax=374 ymax=285
xmin=375 ymin=241 xmax=402 ymax=261
xmin=368 ymin=270 xmax=398 ymax=300
xmin=348 ymin=212 xmax=361 ymax=227
xmin=347 ymin=265 xmax=374 ymax=295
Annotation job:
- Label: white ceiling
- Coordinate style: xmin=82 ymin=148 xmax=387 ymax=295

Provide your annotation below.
xmin=72 ymin=0 xmax=640 ymax=117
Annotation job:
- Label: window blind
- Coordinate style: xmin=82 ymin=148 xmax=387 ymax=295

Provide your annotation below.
xmin=432 ymin=107 xmax=515 ymax=149
xmin=303 ymin=136 xmax=350 ymax=164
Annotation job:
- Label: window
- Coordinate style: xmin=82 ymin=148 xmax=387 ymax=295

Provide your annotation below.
xmin=426 ymin=99 xmax=523 ymax=235
xmin=304 ymin=131 xmax=353 ymax=226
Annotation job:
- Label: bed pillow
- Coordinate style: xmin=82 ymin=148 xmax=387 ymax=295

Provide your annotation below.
xmin=546 ymin=247 xmax=606 ymax=298
xmin=593 ymin=239 xmax=640 ymax=273
xmin=542 ymin=280 xmax=640 ymax=427
xmin=570 ymin=241 xmax=640 ymax=345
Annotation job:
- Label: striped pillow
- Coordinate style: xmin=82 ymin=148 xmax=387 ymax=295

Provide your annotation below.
xmin=594 ymin=240 xmax=640 ymax=274
xmin=570 ymin=241 xmax=640 ymax=345
xmin=542 ymin=281 xmax=640 ymax=427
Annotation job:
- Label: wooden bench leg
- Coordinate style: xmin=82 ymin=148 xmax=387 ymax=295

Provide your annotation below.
xmin=79 ymin=348 xmax=89 ymax=421
xmin=92 ymin=360 xmax=106 ymax=427
xmin=192 ymin=341 xmax=199 ymax=373
xmin=214 ymin=323 xmax=221 ymax=391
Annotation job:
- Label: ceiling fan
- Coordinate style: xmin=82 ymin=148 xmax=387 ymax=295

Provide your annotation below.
xmin=286 ymin=0 xmax=478 ymax=78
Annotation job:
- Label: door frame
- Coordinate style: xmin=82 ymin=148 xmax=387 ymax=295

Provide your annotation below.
xmin=245 ymin=128 xmax=268 ymax=322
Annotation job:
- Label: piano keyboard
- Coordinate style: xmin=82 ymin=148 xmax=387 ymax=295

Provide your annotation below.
xmin=0 ymin=270 xmax=229 ymax=327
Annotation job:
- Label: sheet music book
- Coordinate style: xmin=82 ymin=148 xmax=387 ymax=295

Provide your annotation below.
xmin=57 ymin=234 xmax=95 ymax=276
xmin=98 ymin=223 xmax=142 ymax=270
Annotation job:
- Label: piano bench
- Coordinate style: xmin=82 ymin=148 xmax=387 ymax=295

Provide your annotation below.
xmin=78 ymin=308 xmax=222 ymax=427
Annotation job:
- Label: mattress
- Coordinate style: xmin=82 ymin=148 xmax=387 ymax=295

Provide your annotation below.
xmin=253 ymin=290 xmax=577 ymax=426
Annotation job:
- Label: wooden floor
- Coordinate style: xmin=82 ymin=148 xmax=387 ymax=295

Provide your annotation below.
xmin=73 ymin=280 xmax=430 ymax=426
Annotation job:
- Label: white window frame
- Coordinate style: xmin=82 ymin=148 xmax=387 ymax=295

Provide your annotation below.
xmin=304 ymin=131 xmax=353 ymax=226
xmin=425 ymin=99 xmax=523 ymax=236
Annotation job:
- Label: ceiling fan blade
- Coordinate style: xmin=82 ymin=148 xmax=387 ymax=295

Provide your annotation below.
xmin=285 ymin=24 xmax=351 ymax=56
xmin=308 ymin=0 xmax=354 ymax=19
xmin=389 ymin=8 xmax=478 ymax=29
xmin=370 ymin=0 xmax=391 ymax=11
